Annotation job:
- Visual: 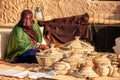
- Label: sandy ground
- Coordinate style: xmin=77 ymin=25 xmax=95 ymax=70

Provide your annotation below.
xmin=0 ymin=61 xmax=120 ymax=80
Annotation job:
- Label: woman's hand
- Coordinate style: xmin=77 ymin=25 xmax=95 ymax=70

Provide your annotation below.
xmin=39 ymin=44 xmax=49 ymax=50
xmin=35 ymin=44 xmax=49 ymax=51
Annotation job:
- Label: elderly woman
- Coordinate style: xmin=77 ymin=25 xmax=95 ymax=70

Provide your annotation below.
xmin=5 ymin=9 xmax=48 ymax=63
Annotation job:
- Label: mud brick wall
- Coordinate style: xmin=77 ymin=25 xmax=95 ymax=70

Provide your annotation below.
xmin=0 ymin=0 xmax=120 ymax=26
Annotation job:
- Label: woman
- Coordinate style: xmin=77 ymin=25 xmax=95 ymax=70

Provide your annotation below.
xmin=5 ymin=9 xmax=48 ymax=63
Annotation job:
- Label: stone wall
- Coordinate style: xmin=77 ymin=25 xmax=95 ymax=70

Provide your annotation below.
xmin=0 ymin=0 xmax=120 ymax=27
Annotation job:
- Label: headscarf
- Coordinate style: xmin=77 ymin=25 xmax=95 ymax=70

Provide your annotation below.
xmin=18 ymin=10 xmax=38 ymax=45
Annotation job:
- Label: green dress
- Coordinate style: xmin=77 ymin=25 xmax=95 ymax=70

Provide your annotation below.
xmin=5 ymin=23 xmax=42 ymax=61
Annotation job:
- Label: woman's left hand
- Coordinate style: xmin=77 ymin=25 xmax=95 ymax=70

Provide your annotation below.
xmin=40 ymin=44 xmax=49 ymax=50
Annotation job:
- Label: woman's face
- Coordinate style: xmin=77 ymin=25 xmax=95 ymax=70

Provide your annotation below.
xmin=23 ymin=14 xmax=33 ymax=29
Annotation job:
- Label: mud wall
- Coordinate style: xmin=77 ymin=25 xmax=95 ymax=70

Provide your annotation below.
xmin=0 ymin=0 xmax=120 ymax=27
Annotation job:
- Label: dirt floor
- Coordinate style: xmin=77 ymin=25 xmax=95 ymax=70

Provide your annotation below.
xmin=0 ymin=61 xmax=120 ymax=80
